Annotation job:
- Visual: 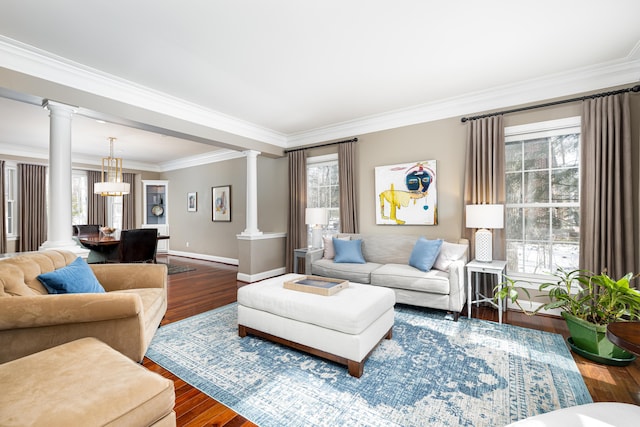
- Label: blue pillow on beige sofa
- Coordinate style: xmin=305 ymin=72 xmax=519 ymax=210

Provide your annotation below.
xmin=37 ymin=257 xmax=106 ymax=294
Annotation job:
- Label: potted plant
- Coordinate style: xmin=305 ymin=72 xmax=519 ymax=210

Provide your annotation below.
xmin=496 ymin=268 xmax=640 ymax=365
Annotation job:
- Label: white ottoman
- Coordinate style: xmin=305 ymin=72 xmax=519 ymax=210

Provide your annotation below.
xmin=237 ymin=273 xmax=395 ymax=377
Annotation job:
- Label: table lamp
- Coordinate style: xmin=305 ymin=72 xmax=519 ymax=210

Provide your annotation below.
xmin=306 ymin=208 xmax=328 ymax=249
xmin=465 ymin=204 xmax=504 ymax=262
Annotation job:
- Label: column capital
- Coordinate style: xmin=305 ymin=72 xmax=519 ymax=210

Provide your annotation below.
xmin=42 ymin=99 xmax=77 ymax=115
xmin=243 ymin=150 xmax=261 ymax=158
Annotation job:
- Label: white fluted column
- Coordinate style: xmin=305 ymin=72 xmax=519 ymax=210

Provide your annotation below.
xmin=240 ymin=150 xmax=262 ymax=236
xmin=40 ymin=100 xmax=87 ymax=255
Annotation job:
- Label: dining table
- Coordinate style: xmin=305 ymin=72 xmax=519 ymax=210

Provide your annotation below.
xmin=77 ymin=232 xmax=170 ymax=246
xmin=77 ymin=232 xmax=170 ymax=263
xmin=606 ymin=321 xmax=640 ymax=356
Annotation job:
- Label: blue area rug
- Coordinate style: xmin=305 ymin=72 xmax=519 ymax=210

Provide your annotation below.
xmin=146 ymin=303 xmax=592 ymax=426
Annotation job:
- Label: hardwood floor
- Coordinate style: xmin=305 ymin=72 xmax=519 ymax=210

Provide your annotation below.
xmin=146 ymin=255 xmax=640 ymax=426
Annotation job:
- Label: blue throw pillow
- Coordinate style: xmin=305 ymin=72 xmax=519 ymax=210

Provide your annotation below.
xmin=333 ymin=238 xmax=366 ymax=264
xmin=38 ymin=257 xmax=106 ymax=294
xmin=409 ymin=237 xmax=443 ymax=272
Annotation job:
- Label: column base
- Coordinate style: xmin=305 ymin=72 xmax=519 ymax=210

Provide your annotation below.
xmin=39 ymin=240 xmax=91 ymax=259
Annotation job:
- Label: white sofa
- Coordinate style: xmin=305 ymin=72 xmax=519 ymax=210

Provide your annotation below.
xmin=305 ymin=234 xmax=468 ymax=320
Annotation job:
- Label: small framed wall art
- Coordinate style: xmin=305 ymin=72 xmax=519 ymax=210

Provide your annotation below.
xmin=212 ymin=185 xmax=231 ymax=222
xmin=187 ymin=192 xmax=197 ymax=212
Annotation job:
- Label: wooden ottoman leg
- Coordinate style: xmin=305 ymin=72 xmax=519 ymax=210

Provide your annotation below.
xmin=385 ymin=327 xmax=393 ymax=340
xmin=348 ymin=360 xmax=364 ymax=378
xmin=238 ymin=324 xmax=247 ymax=337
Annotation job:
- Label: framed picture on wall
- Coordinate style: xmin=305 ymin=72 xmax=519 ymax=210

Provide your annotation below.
xmin=375 ymin=160 xmax=437 ymax=225
xmin=187 ymin=192 xmax=197 ymax=212
xmin=212 ymin=185 xmax=231 ymax=222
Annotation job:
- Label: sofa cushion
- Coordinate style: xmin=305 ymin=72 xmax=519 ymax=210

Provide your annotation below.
xmin=311 ymin=259 xmax=381 ymax=284
xmin=0 ymin=250 xmax=78 ymax=295
xmin=371 ymin=264 xmax=451 ymax=295
xmin=37 ymin=257 xmax=106 ymax=294
xmin=0 ymin=337 xmax=175 ymax=427
xmin=333 ymin=238 xmax=366 ymax=264
xmin=433 ymin=241 xmax=468 ymax=271
xmin=358 ymin=234 xmax=417 ymax=264
xmin=0 ymin=263 xmax=36 ymax=297
xmin=409 ymin=238 xmax=443 ymax=272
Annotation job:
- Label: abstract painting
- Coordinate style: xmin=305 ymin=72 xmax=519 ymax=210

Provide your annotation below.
xmin=375 ymin=160 xmax=437 ymax=225
xmin=212 ymin=185 xmax=231 ymax=222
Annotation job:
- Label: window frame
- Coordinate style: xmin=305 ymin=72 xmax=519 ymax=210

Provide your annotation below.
xmin=4 ymin=161 xmax=18 ymax=240
xmin=504 ymin=116 xmax=581 ymax=283
xmin=71 ymin=169 xmax=88 ymax=226
xmin=306 ymin=153 xmax=340 ymax=235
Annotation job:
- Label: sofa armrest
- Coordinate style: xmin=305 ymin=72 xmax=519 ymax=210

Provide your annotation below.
xmin=90 ymin=263 xmax=167 ymax=292
xmin=0 ymin=293 xmax=142 ymax=330
xmin=304 ymin=248 xmax=324 ymax=274
xmin=447 ymin=259 xmax=467 ymax=313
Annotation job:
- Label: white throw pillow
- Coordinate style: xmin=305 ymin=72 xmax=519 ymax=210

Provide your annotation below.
xmin=433 ymin=241 xmax=467 ymax=271
xmin=323 ymin=235 xmax=350 ymax=259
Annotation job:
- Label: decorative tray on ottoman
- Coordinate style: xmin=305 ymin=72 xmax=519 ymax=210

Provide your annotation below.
xmin=283 ymin=275 xmax=349 ymax=296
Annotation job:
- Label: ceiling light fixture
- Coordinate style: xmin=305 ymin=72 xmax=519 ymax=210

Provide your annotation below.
xmin=94 ymin=137 xmax=130 ymax=196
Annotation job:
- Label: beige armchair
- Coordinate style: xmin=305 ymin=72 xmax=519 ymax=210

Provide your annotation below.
xmin=0 ymin=250 xmax=167 ymax=363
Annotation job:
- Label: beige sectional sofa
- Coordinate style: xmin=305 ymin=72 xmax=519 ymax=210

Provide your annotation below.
xmin=0 ymin=250 xmax=168 ymax=363
xmin=305 ymin=234 xmax=468 ymax=320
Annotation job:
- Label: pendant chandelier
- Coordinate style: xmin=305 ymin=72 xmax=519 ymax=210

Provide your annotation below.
xmin=94 ymin=137 xmax=130 ymax=196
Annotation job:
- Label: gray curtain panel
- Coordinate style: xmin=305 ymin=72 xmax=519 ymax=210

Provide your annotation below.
xmin=338 ymin=140 xmax=359 ymax=234
xmin=87 ymin=170 xmax=107 ymax=227
xmin=18 ymin=164 xmax=48 ymax=252
xmin=461 ymin=116 xmax=506 ymax=260
xmin=286 ymin=150 xmax=307 ymax=273
xmin=580 ymin=92 xmax=635 ymax=278
xmin=0 ymin=160 xmax=6 ymax=253
xmin=122 ymin=172 xmax=135 ymax=230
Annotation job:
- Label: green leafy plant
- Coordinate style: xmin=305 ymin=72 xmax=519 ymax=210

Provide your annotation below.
xmin=495 ymin=268 xmax=640 ymax=325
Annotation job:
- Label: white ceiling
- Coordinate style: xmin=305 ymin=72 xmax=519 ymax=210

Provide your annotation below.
xmin=0 ymin=0 xmax=639 ymax=170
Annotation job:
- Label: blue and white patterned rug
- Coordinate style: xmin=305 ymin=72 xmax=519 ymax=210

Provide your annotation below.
xmin=146 ymin=303 xmax=592 ymax=426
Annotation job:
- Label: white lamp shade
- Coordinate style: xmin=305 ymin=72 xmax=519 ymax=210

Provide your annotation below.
xmin=465 ymin=204 xmax=504 ymax=229
xmin=305 ymin=208 xmax=328 ymax=226
xmin=94 ymin=181 xmax=131 ymax=196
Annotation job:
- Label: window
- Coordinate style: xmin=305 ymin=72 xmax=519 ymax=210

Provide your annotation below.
xmin=307 ymin=154 xmax=340 ymax=234
xmin=504 ymin=117 xmax=580 ymax=277
xmin=108 ymin=196 xmax=123 ymax=230
xmin=4 ymin=163 xmax=17 ymax=238
xmin=71 ymin=170 xmax=88 ymax=225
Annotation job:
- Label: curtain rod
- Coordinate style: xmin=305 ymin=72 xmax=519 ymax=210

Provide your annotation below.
xmin=460 ymin=84 xmax=640 ymax=123
xmin=284 ymin=137 xmax=358 ymax=153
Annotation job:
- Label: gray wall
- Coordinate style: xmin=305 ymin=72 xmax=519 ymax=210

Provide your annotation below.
xmin=160 ymin=156 xmax=288 ymax=260
xmin=167 ymin=84 xmax=639 ymax=271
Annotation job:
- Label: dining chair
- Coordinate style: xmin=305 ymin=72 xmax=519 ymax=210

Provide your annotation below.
xmin=115 ymin=228 xmax=159 ymax=263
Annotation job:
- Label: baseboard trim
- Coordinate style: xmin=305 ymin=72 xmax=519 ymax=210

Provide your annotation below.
xmin=168 ymin=249 xmax=238 ymax=266
xmin=237 ymin=267 xmax=286 ymax=283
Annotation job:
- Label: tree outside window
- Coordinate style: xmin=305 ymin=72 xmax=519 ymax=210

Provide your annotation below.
xmin=307 ymin=154 xmax=340 ymax=236
xmin=505 ymin=118 xmax=580 ymax=277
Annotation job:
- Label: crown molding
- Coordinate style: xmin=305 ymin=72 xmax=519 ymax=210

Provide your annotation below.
xmin=0 ymin=36 xmax=288 ymax=147
xmin=2 ymin=35 xmax=639 ymax=164
xmin=286 ymin=56 xmax=640 ymax=146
